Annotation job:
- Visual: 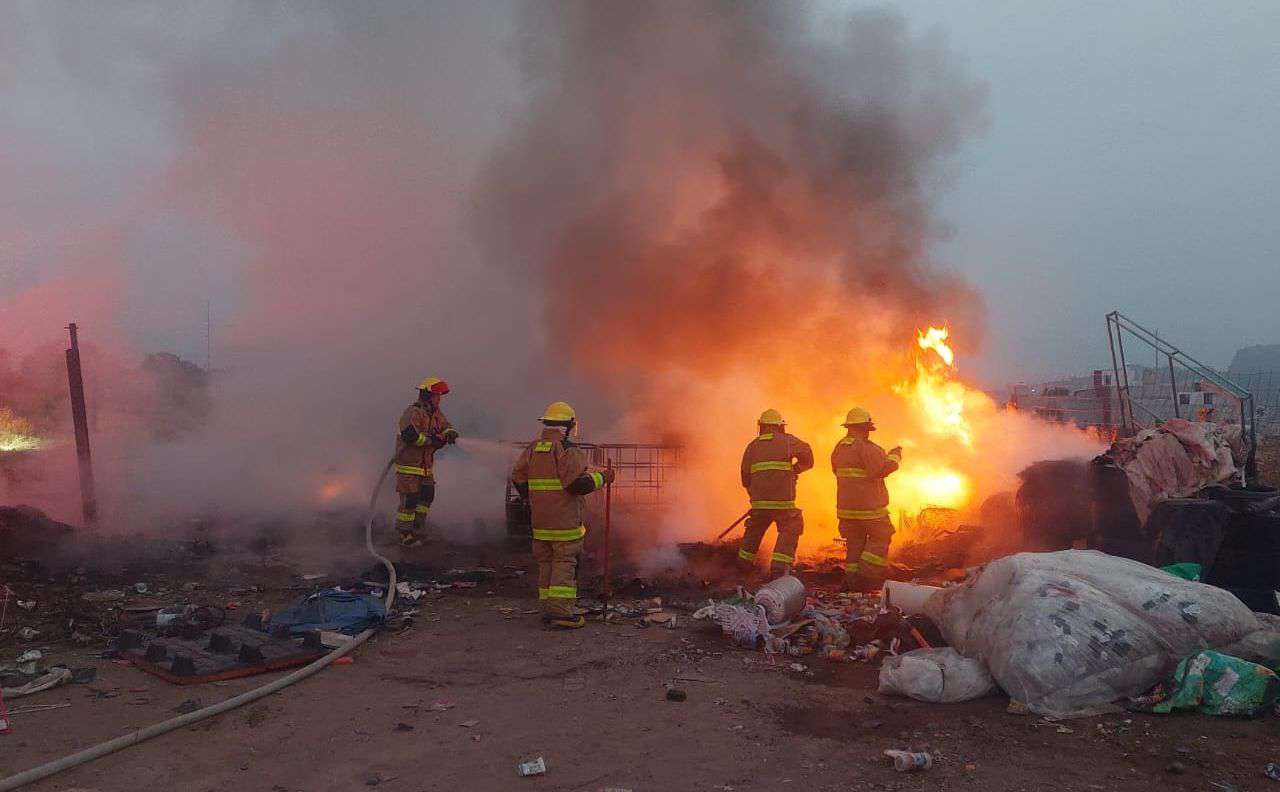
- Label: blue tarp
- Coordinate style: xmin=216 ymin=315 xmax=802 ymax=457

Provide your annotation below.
xmin=269 ymin=589 xmax=386 ymax=636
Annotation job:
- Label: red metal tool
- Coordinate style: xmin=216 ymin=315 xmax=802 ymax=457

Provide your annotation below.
xmin=715 ymin=509 xmax=752 ymax=542
xmin=600 ymin=458 xmax=613 ymax=621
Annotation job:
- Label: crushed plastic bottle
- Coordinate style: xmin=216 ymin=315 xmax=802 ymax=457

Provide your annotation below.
xmin=884 ymin=750 xmax=933 ymax=772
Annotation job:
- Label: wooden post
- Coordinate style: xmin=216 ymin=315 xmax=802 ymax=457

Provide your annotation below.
xmin=65 ymin=323 xmax=97 ymax=526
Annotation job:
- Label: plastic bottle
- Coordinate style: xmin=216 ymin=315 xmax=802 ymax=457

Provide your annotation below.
xmin=883 ymin=750 xmax=933 ymax=772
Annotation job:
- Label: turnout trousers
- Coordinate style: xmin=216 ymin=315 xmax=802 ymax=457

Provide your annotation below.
xmin=839 ymin=516 xmax=893 ymax=590
xmin=738 ymin=508 xmax=804 ymax=576
xmin=532 ymin=537 xmax=584 ymax=618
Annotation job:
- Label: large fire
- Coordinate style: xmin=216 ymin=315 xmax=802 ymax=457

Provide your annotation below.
xmin=0 ymin=407 xmax=41 ymax=453
xmin=668 ymin=323 xmax=1103 ymax=559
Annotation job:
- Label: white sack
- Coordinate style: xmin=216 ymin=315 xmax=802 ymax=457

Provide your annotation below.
xmin=878 ymin=647 xmax=996 ymax=703
xmin=923 ymin=549 xmax=1263 ymax=719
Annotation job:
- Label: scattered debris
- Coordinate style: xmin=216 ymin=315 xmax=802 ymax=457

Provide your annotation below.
xmin=1264 ymin=762 xmax=1280 ymax=782
xmin=82 ymin=590 xmax=125 ymax=603
xmin=458 ymin=719 xmax=480 ymax=728
xmin=6 ymin=701 xmax=71 ymax=716
xmin=172 ymin=699 xmax=202 ymax=714
xmin=666 ymin=688 xmax=687 ymax=702
xmin=516 ymin=757 xmax=547 ymax=777
xmin=1146 ymin=651 xmax=1280 ymax=716
xmin=884 ymin=750 xmax=933 ymax=772
xmin=394 ymin=722 xmax=414 ymax=732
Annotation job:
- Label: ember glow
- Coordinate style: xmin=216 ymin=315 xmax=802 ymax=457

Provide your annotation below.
xmin=0 ymin=408 xmax=41 ymax=453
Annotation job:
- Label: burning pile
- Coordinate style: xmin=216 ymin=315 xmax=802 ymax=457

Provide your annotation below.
xmin=0 ymin=408 xmax=41 ymax=453
xmin=478 ymin=4 xmax=1104 ymax=561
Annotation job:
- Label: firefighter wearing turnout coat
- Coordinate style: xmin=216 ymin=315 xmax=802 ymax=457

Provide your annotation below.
xmin=511 ymin=401 xmax=614 ymax=629
xmin=832 ymin=407 xmax=901 ymax=591
xmin=738 ymin=409 xmax=814 ymax=578
xmin=393 ymin=377 xmax=458 ymax=546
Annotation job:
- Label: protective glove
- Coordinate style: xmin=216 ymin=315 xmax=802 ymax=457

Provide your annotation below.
xmin=889 ymin=446 xmax=903 ymax=459
xmin=602 ymin=468 xmax=616 ymax=485
xmin=399 ymin=424 xmax=422 ymax=445
xmin=443 ymin=429 xmax=459 ymax=445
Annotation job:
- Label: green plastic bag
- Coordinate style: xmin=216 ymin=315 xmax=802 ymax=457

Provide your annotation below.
xmin=1160 ymin=562 xmax=1202 ymax=582
xmin=1152 ymin=651 xmax=1280 ymax=715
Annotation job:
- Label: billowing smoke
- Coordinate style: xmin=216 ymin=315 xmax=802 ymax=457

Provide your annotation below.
xmin=473 ymin=3 xmax=1087 ymax=554
xmin=2 ymin=3 xmax=1098 ymax=559
xmin=1 ymin=3 xmax=558 ymax=536
xmin=481 ymin=4 xmax=988 ymax=380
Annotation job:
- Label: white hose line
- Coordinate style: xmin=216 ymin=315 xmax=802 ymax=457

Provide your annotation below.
xmin=0 ymin=460 xmax=398 ymax=792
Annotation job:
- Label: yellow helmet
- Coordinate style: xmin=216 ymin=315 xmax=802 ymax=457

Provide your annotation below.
xmin=540 ymin=401 xmax=577 ymax=422
xmin=758 ymin=408 xmax=785 ymax=426
xmin=418 ymin=376 xmax=450 ymax=394
xmin=843 ymin=407 xmax=873 ymax=426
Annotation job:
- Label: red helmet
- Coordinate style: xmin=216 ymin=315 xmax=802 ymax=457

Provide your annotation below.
xmin=418 ymin=377 xmax=450 ymax=395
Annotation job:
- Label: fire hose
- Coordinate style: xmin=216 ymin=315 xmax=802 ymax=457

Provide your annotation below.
xmin=0 ymin=459 xmax=400 ymax=791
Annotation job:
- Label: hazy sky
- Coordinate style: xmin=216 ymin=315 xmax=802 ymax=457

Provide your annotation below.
xmin=4 ymin=1 xmax=1278 ymax=388
xmin=888 ymin=0 xmax=1280 ymax=383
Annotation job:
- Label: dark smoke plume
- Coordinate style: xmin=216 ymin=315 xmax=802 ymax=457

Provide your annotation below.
xmin=480 ymin=2 xmax=988 ymax=400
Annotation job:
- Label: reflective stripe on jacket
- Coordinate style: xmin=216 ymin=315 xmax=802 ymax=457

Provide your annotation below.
xmin=511 ymin=427 xmax=604 ymax=541
xmin=831 ymin=435 xmax=899 ymax=514
xmin=740 ymin=431 xmax=814 ymax=508
xmin=395 ymin=402 xmax=455 ymax=481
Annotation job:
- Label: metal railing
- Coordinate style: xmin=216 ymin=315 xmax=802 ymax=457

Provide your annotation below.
xmin=1105 ymin=310 xmax=1256 ymax=474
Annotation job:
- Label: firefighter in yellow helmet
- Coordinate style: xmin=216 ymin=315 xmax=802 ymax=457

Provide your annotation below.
xmin=832 ymin=407 xmax=901 ymax=591
xmin=510 ymin=401 xmax=614 ymax=629
xmin=393 ymin=377 xmax=459 ymax=546
xmin=738 ymin=409 xmax=814 ymax=578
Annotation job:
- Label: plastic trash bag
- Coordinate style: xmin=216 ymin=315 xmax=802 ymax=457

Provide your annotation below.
xmin=269 ymin=589 xmax=386 ymax=635
xmin=878 ymin=648 xmax=995 ymax=703
xmin=1151 ymin=651 xmax=1280 ymax=715
xmin=923 ymin=549 xmax=1267 ymax=719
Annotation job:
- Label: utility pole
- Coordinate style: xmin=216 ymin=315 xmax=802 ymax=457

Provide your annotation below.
xmin=65 ymin=323 xmax=98 ymax=526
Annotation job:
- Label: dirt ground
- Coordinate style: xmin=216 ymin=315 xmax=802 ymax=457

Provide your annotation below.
xmin=4 ymin=536 xmax=1280 ymax=792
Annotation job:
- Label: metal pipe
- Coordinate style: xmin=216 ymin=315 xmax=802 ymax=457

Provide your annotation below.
xmin=1168 ymin=353 xmax=1180 ymax=418
xmin=1106 ymin=315 xmax=1124 ymax=433
xmin=1115 ymin=318 xmax=1136 ymax=433
xmin=600 ymin=458 xmax=613 ymax=620
xmin=64 ymin=323 xmax=97 ymax=526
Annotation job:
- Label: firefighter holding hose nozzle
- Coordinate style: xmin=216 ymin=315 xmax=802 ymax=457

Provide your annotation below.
xmin=393 ymin=376 xmax=459 ymax=546
xmin=510 ymin=401 xmax=614 ymax=629
xmin=832 ymin=407 xmax=901 ymax=592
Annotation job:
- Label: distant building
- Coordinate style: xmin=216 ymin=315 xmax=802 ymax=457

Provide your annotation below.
xmin=1012 ymin=342 xmax=1280 ymax=437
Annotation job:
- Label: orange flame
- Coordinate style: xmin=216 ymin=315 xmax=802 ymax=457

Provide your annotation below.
xmin=0 ymin=407 xmax=40 ymax=452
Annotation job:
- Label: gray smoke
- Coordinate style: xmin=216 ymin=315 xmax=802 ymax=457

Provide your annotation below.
xmin=478 ymin=2 xmax=988 ymax=412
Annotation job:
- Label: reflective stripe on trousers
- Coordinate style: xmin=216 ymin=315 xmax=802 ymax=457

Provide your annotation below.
xmin=395 ymin=464 xmax=430 ymax=477
xmin=751 ymin=500 xmax=796 ymax=510
xmin=836 ymin=507 xmax=889 ymax=520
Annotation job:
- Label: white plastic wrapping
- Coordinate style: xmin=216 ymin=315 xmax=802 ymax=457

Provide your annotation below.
xmin=878 ymin=648 xmax=995 ymax=703
xmin=923 ymin=550 xmax=1264 ymax=719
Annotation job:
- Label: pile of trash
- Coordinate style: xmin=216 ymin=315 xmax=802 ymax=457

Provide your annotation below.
xmin=696 ymin=551 xmax=1280 ymax=721
xmin=692 ymin=577 xmax=935 ymax=661
xmin=1105 ymin=417 xmax=1244 ymax=522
